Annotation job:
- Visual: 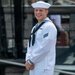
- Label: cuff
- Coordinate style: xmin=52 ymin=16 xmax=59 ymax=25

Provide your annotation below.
xmin=27 ymin=59 xmax=34 ymax=65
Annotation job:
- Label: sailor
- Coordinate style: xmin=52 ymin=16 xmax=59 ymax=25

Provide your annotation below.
xmin=25 ymin=1 xmax=57 ymax=75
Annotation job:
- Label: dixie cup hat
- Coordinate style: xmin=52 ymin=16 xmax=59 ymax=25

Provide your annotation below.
xmin=31 ymin=1 xmax=51 ymax=9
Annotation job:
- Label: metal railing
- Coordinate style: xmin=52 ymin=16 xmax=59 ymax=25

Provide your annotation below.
xmin=0 ymin=59 xmax=75 ymax=75
xmin=2 ymin=0 xmax=11 ymax=6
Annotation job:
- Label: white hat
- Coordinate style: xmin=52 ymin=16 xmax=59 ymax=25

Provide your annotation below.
xmin=31 ymin=1 xmax=51 ymax=9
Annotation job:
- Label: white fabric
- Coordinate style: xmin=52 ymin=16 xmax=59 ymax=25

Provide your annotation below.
xmin=31 ymin=1 xmax=51 ymax=9
xmin=50 ymin=15 xmax=62 ymax=29
xmin=29 ymin=68 xmax=54 ymax=75
xmin=26 ymin=17 xmax=57 ymax=75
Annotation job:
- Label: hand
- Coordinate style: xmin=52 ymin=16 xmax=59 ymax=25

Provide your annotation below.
xmin=25 ymin=61 xmax=34 ymax=70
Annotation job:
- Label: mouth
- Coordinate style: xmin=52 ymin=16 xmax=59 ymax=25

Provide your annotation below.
xmin=36 ymin=15 xmax=42 ymax=18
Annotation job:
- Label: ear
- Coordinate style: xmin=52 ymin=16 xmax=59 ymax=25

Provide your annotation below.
xmin=46 ymin=9 xmax=48 ymax=14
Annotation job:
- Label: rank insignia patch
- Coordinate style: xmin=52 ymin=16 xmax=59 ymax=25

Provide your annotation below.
xmin=43 ymin=33 xmax=48 ymax=38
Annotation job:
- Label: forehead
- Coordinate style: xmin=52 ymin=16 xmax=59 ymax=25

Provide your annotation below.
xmin=34 ymin=8 xmax=47 ymax=11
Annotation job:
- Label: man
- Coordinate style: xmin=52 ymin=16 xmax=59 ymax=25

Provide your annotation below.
xmin=50 ymin=1 xmax=64 ymax=31
xmin=28 ymin=0 xmax=35 ymax=5
xmin=25 ymin=1 xmax=57 ymax=75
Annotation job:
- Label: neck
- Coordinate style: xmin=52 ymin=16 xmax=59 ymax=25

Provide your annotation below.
xmin=38 ymin=20 xmax=43 ymax=23
xmin=38 ymin=17 xmax=47 ymax=23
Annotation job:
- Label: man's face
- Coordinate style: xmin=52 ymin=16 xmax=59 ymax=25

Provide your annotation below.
xmin=34 ymin=8 xmax=48 ymax=22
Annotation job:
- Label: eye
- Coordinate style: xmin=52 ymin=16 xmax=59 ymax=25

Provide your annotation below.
xmin=39 ymin=10 xmax=43 ymax=12
xmin=35 ymin=9 xmax=38 ymax=11
xmin=39 ymin=9 xmax=43 ymax=12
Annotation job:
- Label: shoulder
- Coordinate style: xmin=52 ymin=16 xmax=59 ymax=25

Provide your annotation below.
xmin=44 ymin=20 xmax=55 ymax=28
xmin=42 ymin=21 xmax=57 ymax=31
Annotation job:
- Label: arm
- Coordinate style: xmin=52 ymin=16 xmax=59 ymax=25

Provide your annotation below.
xmin=29 ymin=24 xmax=57 ymax=64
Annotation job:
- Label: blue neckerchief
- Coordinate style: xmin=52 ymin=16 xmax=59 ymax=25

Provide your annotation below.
xmin=29 ymin=21 xmax=45 ymax=47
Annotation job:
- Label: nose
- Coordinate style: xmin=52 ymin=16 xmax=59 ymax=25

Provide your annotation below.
xmin=36 ymin=10 xmax=40 ymax=13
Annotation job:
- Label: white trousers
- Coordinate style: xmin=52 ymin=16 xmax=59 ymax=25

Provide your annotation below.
xmin=29 ymin=68 xmax=54 ymax=75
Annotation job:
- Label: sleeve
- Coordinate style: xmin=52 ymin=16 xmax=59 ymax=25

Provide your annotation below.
xmin=25 ymin=27 xmax=34 ymax=61
xmin=25 ymin=42 xmax=31 ymax=61
xmin=50 ymin=15 xmax=56 ymax=20
xmin=25 ymin=25 xmax=37 ymax=61
xmin=29 ymin=24 xmax=57 ymax=64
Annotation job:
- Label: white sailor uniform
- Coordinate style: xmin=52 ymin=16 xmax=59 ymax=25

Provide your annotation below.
xmin=26 ymin=17 xmax=57 ymax=75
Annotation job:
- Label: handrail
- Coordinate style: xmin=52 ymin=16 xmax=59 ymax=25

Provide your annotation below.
xmin=55 ymin=69 xmax=75 ymax=75
xmin=0 ymin=59 xmax=75 ymax=75
xmin=3 ymin=6 xmax=75 ymax=14
xmin=55 ymin=65 xmax=75 ymax=71
xmin=0 ymin=59 xmax=25 ymax=67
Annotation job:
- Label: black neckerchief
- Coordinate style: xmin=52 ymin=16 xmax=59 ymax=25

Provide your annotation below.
xmin=29 ymin=21 xmax=45 ymax=47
